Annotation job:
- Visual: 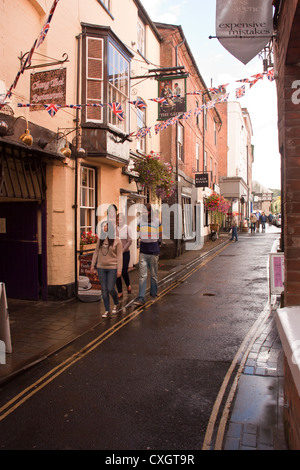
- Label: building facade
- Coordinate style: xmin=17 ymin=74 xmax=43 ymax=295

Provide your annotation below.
xmin=155 ymin=23 xmax=222 ymax=257
xmin=218 ymin=101 xmax=254 ymax=227
xmin=0 ymin=0 xmax=161 ymax=300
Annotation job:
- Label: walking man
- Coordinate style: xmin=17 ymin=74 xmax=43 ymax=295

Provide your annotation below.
xmin=134 ymin=204 xmax=162 ymax=305
xmin=231 ymin=216 xmax=238 ymax=242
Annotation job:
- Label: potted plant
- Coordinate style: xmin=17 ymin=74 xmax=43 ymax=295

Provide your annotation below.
xmin=80 ymin=231 xmax=98 ymax=251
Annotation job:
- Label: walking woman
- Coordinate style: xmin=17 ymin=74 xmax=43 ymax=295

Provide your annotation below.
xmin=90 ymin=220 xmax=123 ymax=318
xmin=116 ymin=213 xmax=132 ymax=298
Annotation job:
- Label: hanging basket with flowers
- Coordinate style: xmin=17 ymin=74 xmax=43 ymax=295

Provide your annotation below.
xmin=205 ymin=192 xmax=231 ymax=225
xmin=133 ymin=151 xmax=175 ymax=199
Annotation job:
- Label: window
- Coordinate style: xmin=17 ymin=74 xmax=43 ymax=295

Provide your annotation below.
xmin=136 ymin=103 xmax=146 ymax=153
xmin=210 ymin=157 xmax=213 ymax=186
xmin=196 ymin=143 xmax=199 ymax=171
xmin=214 ymin=120 xmax=217 ymax=145
xmin=83 ymin=25 xmax=131 ymax=132
xmin=204 ymin=151 xmax=207 ymax=171
xmin=182 ymin=197 xmax=193 ymax=239
xmin=80 ymin=167 xmax=96 ymax=236
xmin=137 ymin=17 xmax=146 ymax=57
xmin=196 ymin=100 xmax=200 ymax=127
xmin=86 ymin=37 xmax=104 ymax=123
xmin=108 ymin=42 xmax=130 ymax=132
xmin=177 ymin=123 xmax=184 ymax=162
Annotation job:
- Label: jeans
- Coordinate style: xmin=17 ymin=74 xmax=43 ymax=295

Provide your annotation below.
xmin=97 ymin=268 xmax=118 ymax=311
xmin=231 ymin=226 xmax=238 ymax=241
xmin=138 ymin=253 xmax=159 ymax=301
xmin=116 ymin=251 xmax=131 ymax=293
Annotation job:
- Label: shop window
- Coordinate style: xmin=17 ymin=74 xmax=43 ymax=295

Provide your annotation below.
xmin=80 ymin=166 xmax=96 ymax=236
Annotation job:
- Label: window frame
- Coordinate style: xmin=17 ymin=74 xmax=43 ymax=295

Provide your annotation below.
xmin=82 ymin=24 xmax=132 ymax=133
xmin=80 ymin=166 xmax=97 ymax=237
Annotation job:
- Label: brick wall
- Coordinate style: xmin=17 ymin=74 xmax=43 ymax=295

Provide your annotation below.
xmin=283 ymin=356 xmax=300 ymax=449
xmin=275 ymin=0 xmax=300 ymax=449
xmin=275 ymin=0 xmax=300 ymax=306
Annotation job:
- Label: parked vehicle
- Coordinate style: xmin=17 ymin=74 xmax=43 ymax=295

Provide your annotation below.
xmin=273 ymin=214 xmax=281 ymax=227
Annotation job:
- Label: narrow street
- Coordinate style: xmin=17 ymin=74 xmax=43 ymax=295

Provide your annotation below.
xmin=0 ymin=228 xmax=279 ymax=450
xmin=0 ymin=228 xmax=280 ymax=450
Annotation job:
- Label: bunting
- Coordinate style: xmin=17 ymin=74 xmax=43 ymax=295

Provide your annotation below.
xmin=5 ymin=0 xmax=61 ymax=100
xmin=13 ymin=69 xmax=274 ymax=139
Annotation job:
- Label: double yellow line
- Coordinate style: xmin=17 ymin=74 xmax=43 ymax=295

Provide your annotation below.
xmin=0 ymin=243 xmax=229 ymax=423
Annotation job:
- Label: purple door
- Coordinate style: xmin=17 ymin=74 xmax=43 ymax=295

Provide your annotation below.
xmin=0 ymin=202 xmax=39 ymax=300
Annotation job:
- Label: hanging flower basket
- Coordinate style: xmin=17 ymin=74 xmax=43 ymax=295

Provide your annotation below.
xmin=205 ymin=192 xmax=231 ymax=226
xmin=133 ymin=151 xmax=175 ymax=199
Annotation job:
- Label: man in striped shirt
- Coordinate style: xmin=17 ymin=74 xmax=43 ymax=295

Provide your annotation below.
xmin=133 ymin=204 xmax=162 ymax=306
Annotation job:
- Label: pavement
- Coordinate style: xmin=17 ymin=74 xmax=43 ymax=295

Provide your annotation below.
xmin=0 ymin=230 xmax=288 ymax=450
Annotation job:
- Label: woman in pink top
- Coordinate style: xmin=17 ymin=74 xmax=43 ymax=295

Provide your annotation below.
xmin=90 ymin=221 xmax=122 ymax=318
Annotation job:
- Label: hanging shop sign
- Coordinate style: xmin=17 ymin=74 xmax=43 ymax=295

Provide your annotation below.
xmin=157 ymin=76 xmax=187 ymax=121
xmin=216 ymin=0 xmax=273 ymax=64
xmin=30 ymin=68 xmax=66 ymax=110
xmin=195 ymin=173 xmax=209 ymax=188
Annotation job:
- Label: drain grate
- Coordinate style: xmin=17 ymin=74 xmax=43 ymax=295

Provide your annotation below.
xmin=202 ymin=293 xmax=215 ymax=296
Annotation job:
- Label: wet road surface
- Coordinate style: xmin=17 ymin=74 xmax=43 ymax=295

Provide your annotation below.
xmin=0 ymin=229 xmax=280 ymax=450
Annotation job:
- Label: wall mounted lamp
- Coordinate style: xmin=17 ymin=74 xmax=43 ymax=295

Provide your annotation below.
xmin=0 ymin=115 xmax=33 ymax=146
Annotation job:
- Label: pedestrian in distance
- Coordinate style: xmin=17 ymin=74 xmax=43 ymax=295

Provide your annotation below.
xmin=90 ymin=220 xmax=123 ymax=318
xmin=133 ymin=203 xmax=162 ymax=306
xmin=260 ymin=212 xmax=267 ymax=232
xmin=250 ymin=213 xmax=257 ymax=233
xmin=255 ymin=211 xmax=260 ymax=232
xmin=116 ymin=213 xmax=132 ymax=299
xmin=230 ymin=216 xmax=238 ymax=241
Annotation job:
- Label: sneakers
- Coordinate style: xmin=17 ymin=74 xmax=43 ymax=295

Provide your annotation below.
xmin=111 ymin=304 xmax=119 ymax=314
xmin=133 ymin=298 xmax=145 ymax=306
xmin=102 ymin=311 xmax=110 ymax=318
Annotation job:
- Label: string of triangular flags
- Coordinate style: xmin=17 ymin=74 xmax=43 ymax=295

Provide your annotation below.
xmin=4 ymin=0 xmax=61 ymax=102
xmin=15 ymin=69 xmax=275 ymax=131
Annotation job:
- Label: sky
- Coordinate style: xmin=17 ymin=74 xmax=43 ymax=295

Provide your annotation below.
xmin=140 ymin=0 xmax=281 ymax=190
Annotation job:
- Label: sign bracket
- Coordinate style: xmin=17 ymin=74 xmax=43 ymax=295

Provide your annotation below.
xmin=19 ymin=52 xmax=69 ymax=71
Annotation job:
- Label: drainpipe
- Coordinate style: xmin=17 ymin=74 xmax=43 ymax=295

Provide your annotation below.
xmin=74 ymin=33 xmax=82 ymax=296
xmin=175 ymin=39 xmax=185 ymax=256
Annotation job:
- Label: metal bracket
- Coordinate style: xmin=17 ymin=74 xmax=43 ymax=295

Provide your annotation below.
xmin=19 ymin=52 xmax=69 ymax=71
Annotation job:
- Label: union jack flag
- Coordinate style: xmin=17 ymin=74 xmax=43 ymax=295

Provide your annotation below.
xmin=216 ymin=93 xmax=229 ymax=103
xmin=149 ymin=97 xmax=168 ymax=104
xmin=179 ymin=110 xmax=192 ymax=121
xmin=186 ymin=90 xmax=202 ymax=95
xmin=44 ymin=103 xmax=61 ymax=117
xmin=108 ymin=102 xmax=124 ymax=121
xmin=129 ymin=99 xmax=146 ymax=109
xmin=66 ymin=104 xmax=82 ymax=109
xmin=236 ymin=78 xmax=250 ymax=84
xmin=136 ymin=127 xmax=151 ymax=138
xmin=194 ymin=105 xmax=204 ymax=116
xmin=235 ymin=85 xmax=246 ymax=99
xmin=37 ymin=0 xmax=61 ymax=48
xmin=249 ymin=78 xmax=259 ymax=89
xmin=37 ymin=23 xmax=50 ymax=48
xmin=266 ymin=68 xmax=275 ymax=81
xmin=154 ymin=123 xmax=163 ymax=134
